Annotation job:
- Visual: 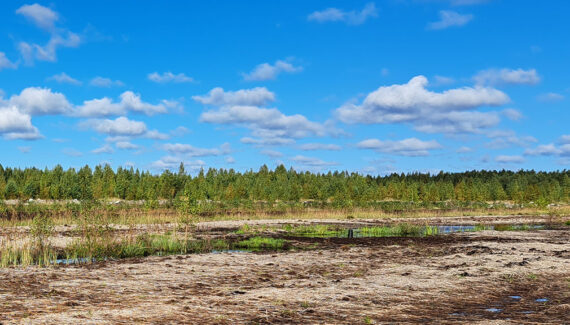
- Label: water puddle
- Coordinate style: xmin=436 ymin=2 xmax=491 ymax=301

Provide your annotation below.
xmin=211 ymin=249 xmax=251 ymax=254
xmin=485 ymin=308 xmax=502 ymax=313
xmin=292 ymin=224 xmax=546 ymax=239
xmin=56 ymin=257 xmax=100 ymax=265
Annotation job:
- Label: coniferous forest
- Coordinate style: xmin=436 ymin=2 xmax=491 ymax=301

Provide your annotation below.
xmin=0 ymin=164 xmax=568 ymax=205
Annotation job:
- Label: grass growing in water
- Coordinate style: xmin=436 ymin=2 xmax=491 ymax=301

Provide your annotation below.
xmin=236 ymin=236 xmax=285 ymax=250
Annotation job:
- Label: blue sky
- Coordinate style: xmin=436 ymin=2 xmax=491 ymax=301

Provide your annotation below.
xmin=0 ymin=1 xmax=568 ymax=174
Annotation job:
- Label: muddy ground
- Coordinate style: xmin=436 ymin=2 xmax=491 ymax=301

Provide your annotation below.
xmin=0 ymin=216 xmax=569 ymax=324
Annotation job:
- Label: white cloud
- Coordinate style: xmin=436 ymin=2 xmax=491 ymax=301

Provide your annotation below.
xmin=495 ymin=155 xmax=525 ymax=164
xmin=47 ymin=72 xmax=81 ymax=85
xmin=473 ymin=68 xmax=540 ymax=86
xmin=242 ymin=60 xmax=302 ymax=81
xmin=19 ymin=31 xmax=81 ymax=64
xmin=0 ymin=106 xmax=39 ymax=135
xmin=145 ymin=129 xmax=170 ymax=140
xmin=559 ymin=135 xmax=570 ymax=144
xmin=357 ymin=138 xmax=442 ymax=156
xmin=308 ymin=3 xmax=378 ymax=25
xmin=162 ymin=142 xmax=231 ymax=157
xmin=260 ymin=150 xmax=283 ymax=158
xmin=456 ymin=146 xmax=473 ymax=153
xmin=299 ymin=143 xmax=342 ymax=151
xmin=0 ymin=52 xmax=18 ymax=70
xmin=16 ymin=4 xmax=59 ymax=31
xmin=291 ymin=155 xmax=338 ymax=167
xmin=9 ymin=87 xmax=71 ymax=115
xmin=432 ymin=75 xmax=455 ymax=86
xmin=241 ymin=137 xmax=295 ymax=146
xmin=485 ymin=130 xmax=537 ymax=149
xmin=92 ymin=144 xmax=114 ymax=154
xmin=501 ymin=108 xmax=523 ymax=121
xmin=89 ymin=76 xmax=124 ymax=88
xmin=82 ymin=117 xmax=148 ymax=137
xmin=428 ymin=10 xmax=473 ymax=30
xmin=170 ymin=126 xmax=190 ymax=137
xmin=201 ymin=105 xmax=327 ymax=139
xmin=336 ymin=75 xmax=508 ymax=134
xmin=115 ymin=141 xmax=139 ymax=150
xmin=193 ymin=87 xmax=275 ymax=106
xmin=225 ymin=156 xmax=236 ymax=164
xmin=76 ymin=91 xmax=167 ymax=117
xmin=15 ymin=4 xmax=82 ymax=65
xmin=524 ymin=144 xmax=561 ymax=156
xmin=537 ymin=92 xmax=564 ymax=103
xmin=148 ymin=72 xmax=194 ymax=83
xmin=150 ymin=156 xmax=206 ymax=172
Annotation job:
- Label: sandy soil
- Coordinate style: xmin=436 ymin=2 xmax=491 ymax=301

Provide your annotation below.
xmin=0 ymin=219 xmax=568 ymax=324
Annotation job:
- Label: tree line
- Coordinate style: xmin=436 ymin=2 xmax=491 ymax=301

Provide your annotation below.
xmin=0 ymin=164 xmax=568 ymax=204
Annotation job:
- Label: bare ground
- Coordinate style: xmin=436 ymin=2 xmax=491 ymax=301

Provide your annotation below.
xmin=0 ymin=217 xmax=569 ymax=324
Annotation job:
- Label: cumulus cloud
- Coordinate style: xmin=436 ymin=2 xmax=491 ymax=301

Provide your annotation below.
xmin=81 ymin=117 xmax=147 ymax=137
xmin=260 ymin=150 xmax=283 ymax=158
xmin=299 ymin=143 xmax=342 ymax=151
xmin=241 ymin=137 xmax=295 ymax=146
xmin=193 ymin=87 xmax=275 ymax=106
xmin=15 ymin=4 xmax=82 ymax=65
xmin=524 ymin=144 xmax=562 ymax=156
xmin=47 ymin=72 xmax=82 ymax=85
xmin=336 ymin=75 xmax=508 ymax=134
xmin=225 ymin=156 xmax=236 ymax=164
xmin=148 ymin=72 xmax=194 ymax=83
xmin=0 ymin=106 xmax=39 ymax=136
xmin=495 ymin=155 xmax=525 ymax=164
xmin=432 ymin=75 xmax=455 ymax=86
xmin=76 ymin=91 xmax=167 ymax=117
xmin=16 ymin=4 xmax=59 ymax=31
xmin=145 ymin=129 xmax=170 ymax=140
xmin=357 ymin=138 xmax=442 ymax=156
xmin=150 ymin=156 xmax=206 ymax=172
xmin=89 ymin=76 xmax=124 ymax=88
xmin=9 ymin=87 xmax=72 ymax=115
xmin=0 ymin=52 xmax=18 ymax=70
xmin=308 ymin=3 xmax=377 ymax=25
xmin=485 ymin=130 xmax=537 ymax=149
xmin=201 ymin=105 xmax=326 ymax=139
xmin=473 ymin=68 xmax=540 ymax=86
xmin=243 ymin=60 xmax=302 ymax=81
xmin=559 ymin=135 xmax=570 ymax=144
xmin=115 ymin=141 xmax=139 ymax=150
xmin=456 ymin=146 xmax=473 ymax=153
xmin=162 ymin=142 xmax=231 ymax=157
xmin=537 ymin=92 xmax=564 ymax=103
xmin=92 ymin=144 xmax=114 ymax=154
xmin=428 ymin=10 xmax=473 ymax=30
xmin=501 ymin=108 xmax=523 ymax=121
xmin=19 ymin=31 xmax=81 ymax=64
xmin=290 ymin=155 xmax=338 ymax=167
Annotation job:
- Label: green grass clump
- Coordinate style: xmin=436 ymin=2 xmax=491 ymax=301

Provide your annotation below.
xmin=286 ymin=224 xmax=346 ymax=237
xmin=236 ymin=236 xmax=285 ymax=250
xmin=0 ymin=243 xmax=57 ymax=267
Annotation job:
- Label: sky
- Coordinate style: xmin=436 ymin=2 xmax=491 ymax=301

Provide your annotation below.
xmin=0 ymin=0 xmax=569 ymax=175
